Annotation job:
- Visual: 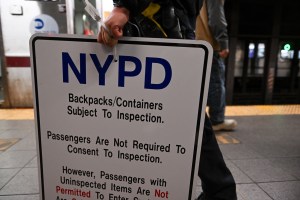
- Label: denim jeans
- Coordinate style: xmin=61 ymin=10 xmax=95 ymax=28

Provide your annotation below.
xmin=207 ymin=52 xmax=226 ymax=125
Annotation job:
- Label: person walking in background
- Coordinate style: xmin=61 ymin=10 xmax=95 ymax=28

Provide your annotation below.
xmin=83 ymin=20 xmax=95 ymax=35
xmin=196 ymin=0 xmax=237 ymax=131
xmin=97 ymin=1 xmax=237 ymax=199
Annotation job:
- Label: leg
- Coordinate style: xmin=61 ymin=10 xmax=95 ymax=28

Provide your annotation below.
xmin=198 ymin=114 xmax=237 ymax=200
xmin=207 ymin=53 xmax=226 ymax=125
xmin=207 ymin=53 xmax=237 ymax=131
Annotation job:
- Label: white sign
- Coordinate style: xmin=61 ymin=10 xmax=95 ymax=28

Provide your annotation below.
xmin=30 ymin=14 xmax=59 ymax=34
xmin=30 ymin=34 xmax=212 ymax=200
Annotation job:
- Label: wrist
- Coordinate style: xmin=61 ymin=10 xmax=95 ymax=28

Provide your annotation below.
xmin=111 ymin=6 xmax=130 ymax=20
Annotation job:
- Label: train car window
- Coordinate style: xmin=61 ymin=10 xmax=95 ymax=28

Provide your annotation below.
xmin=280 ymin=43 xmax=294 ymax=59
xmin=247 ymin=42 xmax=265 ymax=76
xmin=248 ymin=43 xmax=255 ymax=59
xmin=274 ymin=40 xmax=299 ymax=103
xmin=234 ymin=40 xmax=266 ymax=78
xmin=257 ymin=43 xmax=265 ymax=58
xmin=298 ymin=50 xmax=300 ymax=77
xmin=233 ymin=39 xmax=267 ymax=102
xmin=234 ymin=41 xmax=245 ymax=77
xmin=74 ymin=0 xmax=98 ymax=35
xmin=277 ymin=42 xmax=294 ymax=77
xmin=280 ymin=49 xmax=294 ymax=59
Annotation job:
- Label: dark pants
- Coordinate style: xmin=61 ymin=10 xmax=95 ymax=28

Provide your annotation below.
xmin=198 ymin=114 xmax=237 ymax=200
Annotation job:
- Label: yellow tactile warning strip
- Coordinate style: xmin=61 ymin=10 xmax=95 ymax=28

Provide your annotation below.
xmin=216 ymin=133 xmax=240 ymax=144
xmin=1 ymin=105 xmax=299 ymax=144
xmin=0 ymin=138 xmax=20 ymax=151
xmin=0 ymin=105 xmax=299 ymax=120
xmin=0 ymin=109 xmax=34 ymax=120
xmin=225 ymin=105 xmax=300 ymax=116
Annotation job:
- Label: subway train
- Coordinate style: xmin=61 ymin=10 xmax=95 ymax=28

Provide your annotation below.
xmin=0 ymin=0 xmax=299 ymax=108
xmin=225 ymin=0 xmax=300 ymax=105
xmin=0 ymin=0 xmax=109 ymax=108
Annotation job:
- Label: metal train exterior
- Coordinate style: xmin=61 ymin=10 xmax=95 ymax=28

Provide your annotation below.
xmin=0 ymin=0 xmax=107 ymax=108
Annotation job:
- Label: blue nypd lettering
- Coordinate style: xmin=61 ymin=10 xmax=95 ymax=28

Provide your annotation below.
xmin=62 ymin=52 xmax=172 ymax=90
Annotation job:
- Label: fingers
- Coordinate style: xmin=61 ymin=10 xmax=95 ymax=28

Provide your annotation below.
xmin=97 ymin=7 xmax=129 ymax=47
xmin=97 ymin=26 xmax=118 ymax=47
xmin=111 ymin=26 xmax=123 ymax=39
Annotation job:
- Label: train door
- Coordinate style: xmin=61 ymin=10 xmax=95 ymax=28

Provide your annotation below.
xmin=0 ymin=0 xmax=113 ymax=107
xmin=74 ymin=0 xmax=97 ymax=36
xmin=232 ymin=39 xmax=300 ymax=104
xmin=74 ymin=0 xmax=113 ymax=35
xmin=274 ymin=40 xmax=300 ymax=103
xmin=0 ymin=0 xmax=68 ymax=107
xmin=233 ymin=39 xmax=268 ymax=104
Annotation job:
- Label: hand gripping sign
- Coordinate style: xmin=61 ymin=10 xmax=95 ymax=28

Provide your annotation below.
xmin=30 ymin=34 xmax=212 ymax=200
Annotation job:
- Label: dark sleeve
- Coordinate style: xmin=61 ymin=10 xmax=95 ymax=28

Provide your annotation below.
xmin=171 ymin=0 xmax=197 ymax=16
xmin=113 ymin=0 xmax=152 ymax=16
xmin=206 ymin=0 xmax=229 ymax=50
xmin=112 ymin=0 xmax=172 ymax=16
xmin=181 ymin=0 xmax=197 ymax=15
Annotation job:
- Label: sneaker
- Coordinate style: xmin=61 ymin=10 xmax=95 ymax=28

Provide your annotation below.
xmin=212 ymin=119 xmax=237 ymax=131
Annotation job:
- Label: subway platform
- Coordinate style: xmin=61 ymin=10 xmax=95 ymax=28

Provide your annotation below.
xmin=0 ymin=105 xmax=300 ymax=200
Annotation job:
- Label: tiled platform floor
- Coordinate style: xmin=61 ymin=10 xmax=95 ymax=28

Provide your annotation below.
xmin=0 ymin=106 xmax=300 ymax=200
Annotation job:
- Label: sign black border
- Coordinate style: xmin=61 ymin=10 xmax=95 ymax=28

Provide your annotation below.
xmin=31 ymin=36 xmax=210 ymax=200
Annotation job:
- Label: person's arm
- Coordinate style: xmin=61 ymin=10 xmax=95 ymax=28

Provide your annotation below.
xmin=98 ymin=0 xmax=152 ymax=46
xmin=97 ymin=6 xmax=129 ymax=47
xmin=206 ymin=0 xmax=229 ymax=58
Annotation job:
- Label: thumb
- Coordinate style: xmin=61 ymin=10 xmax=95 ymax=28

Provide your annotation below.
xmin=111 ymin=26 xmax=123 ymax=40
